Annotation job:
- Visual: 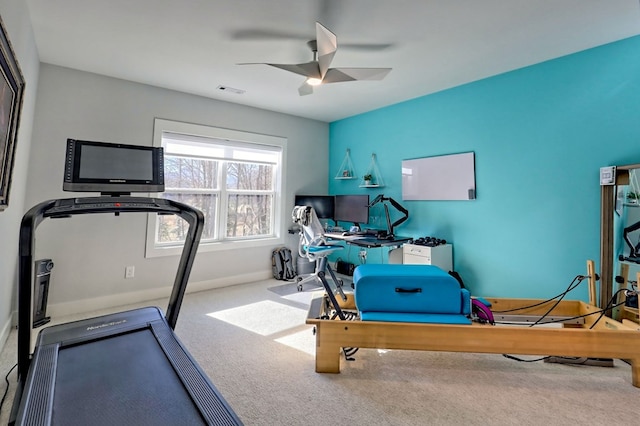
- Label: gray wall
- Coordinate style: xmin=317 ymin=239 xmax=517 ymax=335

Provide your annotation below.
xmin=0 ymin=0 xmax=40 ymax=348
xmin=25 ymin=64 xmax=329 ymax=316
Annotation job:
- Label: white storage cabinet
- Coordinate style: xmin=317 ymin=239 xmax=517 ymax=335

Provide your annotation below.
xmin=402 ymin=243 xmax=453 ymax=271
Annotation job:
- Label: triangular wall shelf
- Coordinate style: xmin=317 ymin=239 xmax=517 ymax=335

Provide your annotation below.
xmin=360 ymin=153 xmax=385 ymax=188
xmin=334 ymin=149 xmax=357 ymax=180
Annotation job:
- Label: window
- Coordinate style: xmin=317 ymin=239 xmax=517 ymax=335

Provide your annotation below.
xmin=146 ymin=119 xmax=286 ymax=257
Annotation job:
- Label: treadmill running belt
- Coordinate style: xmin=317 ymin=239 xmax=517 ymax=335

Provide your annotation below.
xmin=54 ymin=329 xmax=206 ymax=425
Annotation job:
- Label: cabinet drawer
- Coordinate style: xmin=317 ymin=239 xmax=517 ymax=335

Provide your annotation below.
xmin=403 ymin=253 xmax=432 ymax=264
xmin=403 ymin=245 xmax=432 ymax=257
xmin=403 ymin=243 xmax=453 ymax=271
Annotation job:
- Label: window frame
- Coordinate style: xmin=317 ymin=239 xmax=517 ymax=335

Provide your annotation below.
xmin=145 ymin=118 xmax=286 ymax=258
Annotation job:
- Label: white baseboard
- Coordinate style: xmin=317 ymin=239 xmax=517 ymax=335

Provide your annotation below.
xmin=2 ymin=271 xmax=271 ymax=357
xmin=0 ymin=315 xmax=14 ymax=353
xmin=46 ymin=271 xmax=271 ymax=319
xmin=186 ymin=271 xmax=270 ymax=293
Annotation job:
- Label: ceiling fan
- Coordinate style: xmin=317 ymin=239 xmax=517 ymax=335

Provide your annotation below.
xmin=239 ymin=22 xmax=392 ymax=96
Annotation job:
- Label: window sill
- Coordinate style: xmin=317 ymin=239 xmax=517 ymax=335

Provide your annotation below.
xmin=145 ymin=235 xmax=284 ymax=258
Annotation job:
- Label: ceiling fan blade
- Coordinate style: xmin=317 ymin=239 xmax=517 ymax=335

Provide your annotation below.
xmin=268 ymin=62 xmax=321 ymax=78
xmin=323 ymin=67 xmax=392 ymax=83
xmin=298 ymin=82 xmax=313 ymax=96
xmin=339 ymin=42 xmax=395 ymax=51
xmin=238 ymin=61 xmax=321 ymax=79
xmin=231 ymin=29 xmax=310 ymax=41
xmin=315 ymin=22 xmax=337 ymax=79
xmin=232 ymin=29 xmax=393 ymax=51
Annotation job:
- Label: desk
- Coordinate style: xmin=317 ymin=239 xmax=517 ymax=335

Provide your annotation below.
xmin=325 ymin=231 xmax=412 ymax=248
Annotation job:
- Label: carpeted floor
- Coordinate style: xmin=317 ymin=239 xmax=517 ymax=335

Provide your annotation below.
xmin=2 ymin=279 xmax=639 ymax=425
xmin=267 ymin=281 xmax=323 ymax=296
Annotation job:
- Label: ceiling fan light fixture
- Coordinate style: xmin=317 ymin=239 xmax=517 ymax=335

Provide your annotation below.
xmin=306 ymin=77 xmax=323 ymax=86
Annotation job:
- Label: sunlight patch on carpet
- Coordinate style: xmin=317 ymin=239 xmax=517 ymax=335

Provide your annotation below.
xmin=207 ymin=300 xmax=307 ymax=336
xmin=274 ymin=328 xmax=316 ymax=355
xmin=280 ymin=290 xmax=317 ymax=304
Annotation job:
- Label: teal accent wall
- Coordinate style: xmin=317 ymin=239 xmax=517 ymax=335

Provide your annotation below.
xmin=328 ymin=35 xmax=640 ymax=300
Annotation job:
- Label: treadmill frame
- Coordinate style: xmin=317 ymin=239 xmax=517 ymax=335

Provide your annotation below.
xmin=11 ymin=196 xmax=241 ymax=425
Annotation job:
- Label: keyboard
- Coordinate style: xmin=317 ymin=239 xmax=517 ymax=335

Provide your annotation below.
xmin=325 ymin=231 xmax=359 ymax=238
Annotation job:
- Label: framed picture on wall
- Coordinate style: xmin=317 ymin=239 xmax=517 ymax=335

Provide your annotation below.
xmin=0 ymin=14 xmax=25 ymax=211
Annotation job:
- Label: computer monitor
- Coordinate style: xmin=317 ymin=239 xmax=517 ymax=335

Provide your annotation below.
xmin=334 ymin=195 xmax=369 ymax=226
xmin=294 ymin=195 xmax=335 ymax=220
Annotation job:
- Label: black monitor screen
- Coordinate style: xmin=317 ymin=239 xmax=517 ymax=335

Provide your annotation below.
xmin=334 ymin=195 xmax=369 ymax=225
xmin=63 ymin=139 xmax=164 ymax=194
xmin=294 ymin=195 xmax=335 ymax=219
xmin=79 ymin=144 xmax=154 ymax=180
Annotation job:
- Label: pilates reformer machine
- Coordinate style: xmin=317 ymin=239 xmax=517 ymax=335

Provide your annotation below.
xmin=306 ymin=260 xmax=640 ymax=388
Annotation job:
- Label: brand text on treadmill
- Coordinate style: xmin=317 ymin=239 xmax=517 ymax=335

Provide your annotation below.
xmin=86 ymin=319 xmax=127 ymax=331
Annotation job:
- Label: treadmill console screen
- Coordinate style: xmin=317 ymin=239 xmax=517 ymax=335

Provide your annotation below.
xmin=63 ymin=138 xmax=164 ymax=195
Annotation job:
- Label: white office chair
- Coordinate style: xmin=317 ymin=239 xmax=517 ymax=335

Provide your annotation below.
xmin=292 ymin=205 xmax=347 ymax=298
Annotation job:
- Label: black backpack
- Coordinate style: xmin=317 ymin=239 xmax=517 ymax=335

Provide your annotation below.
xmin=272 ymin=247 xmax=296 ymax=280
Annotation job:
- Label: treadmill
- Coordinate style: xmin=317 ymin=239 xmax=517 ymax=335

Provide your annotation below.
xmin=10 ymin=196 xmax=243 ymax=425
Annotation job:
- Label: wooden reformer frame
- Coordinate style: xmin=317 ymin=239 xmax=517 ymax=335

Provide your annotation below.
xmin=306 ymin=261 xmax=640 ymax=387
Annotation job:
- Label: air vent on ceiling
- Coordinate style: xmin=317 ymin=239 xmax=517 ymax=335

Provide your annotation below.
xmin=216 ymin=85 xmax=245 ymax=95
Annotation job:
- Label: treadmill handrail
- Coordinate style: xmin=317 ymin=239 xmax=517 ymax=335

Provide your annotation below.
xmin=17 ymin=196 xmax=204 ymax=380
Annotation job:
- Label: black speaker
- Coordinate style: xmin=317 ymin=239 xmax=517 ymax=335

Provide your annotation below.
xmin=336 ymin=260 xmax=355 ymax=276
xmin=33 ymin=259 xmax=54 ymax=328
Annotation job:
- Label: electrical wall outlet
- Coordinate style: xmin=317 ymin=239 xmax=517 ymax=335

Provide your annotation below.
xmin=125 ymin=265 xmax=135 ymax=279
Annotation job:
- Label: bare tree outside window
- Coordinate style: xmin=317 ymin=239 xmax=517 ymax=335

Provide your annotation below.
xmin=226 ymin=194 xmax=273 ymax=237
xmin=158 ymin=156 xmax=219 ymax=243
xmin=158 ymin=193 xmax=218 ymax=243
xmin=156 ymin=139 xmax=279 ymax=245
xmin=226 ymin=162 xmax=274 ymax=237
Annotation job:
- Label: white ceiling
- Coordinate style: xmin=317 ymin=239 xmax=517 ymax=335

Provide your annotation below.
xmin=25 ymin=0 xmax=640 ymax=123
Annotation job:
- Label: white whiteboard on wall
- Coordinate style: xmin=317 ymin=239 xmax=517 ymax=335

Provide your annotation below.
xmin=402 ymin=152 xmax=476 ymax=200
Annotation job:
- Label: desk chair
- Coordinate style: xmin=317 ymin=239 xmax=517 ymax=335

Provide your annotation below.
xmin=292 ymin=206 xmax=347 ymax=298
